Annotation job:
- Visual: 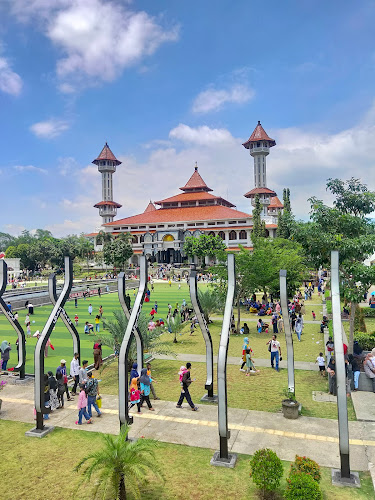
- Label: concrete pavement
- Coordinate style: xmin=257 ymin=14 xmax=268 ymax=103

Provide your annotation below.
xmin=1 ymin=382 xmax=375 ymax=474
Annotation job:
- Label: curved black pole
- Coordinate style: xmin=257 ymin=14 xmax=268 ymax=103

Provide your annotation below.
xmin=34 ymin=256 xmax=74 ymax=431
xmin=48 ymin=273 xmax=80 ymax=362
xmin=118 ymin=272 xmax=144 ymax=371
xmin=119 ymin=256 xmax=147 ymax=426
xmin=0 ymin=260 xmax=26 ymax=378
xmin=189 ymin=268 xmax=215 ymax=400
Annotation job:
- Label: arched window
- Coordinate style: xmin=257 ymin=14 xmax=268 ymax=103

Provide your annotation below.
xmin=239 ymin=230 xmax=247 ymax=240
xmin=229 ymin=230 xmax=237 ymax=241
xmin=208 ymin=231 xmax=215 ymax=237
xmin=218 ymin=231 xmax=225 ymax=240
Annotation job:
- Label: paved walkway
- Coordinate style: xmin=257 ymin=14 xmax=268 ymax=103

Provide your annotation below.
xmin=1 ymin=383 xmax=375 ymax=473
xmin=154 ymin=353 xmax=319 ymax=371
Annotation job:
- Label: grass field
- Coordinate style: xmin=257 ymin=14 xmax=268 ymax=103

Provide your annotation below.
xmin=98 ymin=358 xmax=356 ymax=420
xmin=1 ymin=282 xmax=324 ymax=373
xmin=0 ymin=420 xmax=371 ymax=500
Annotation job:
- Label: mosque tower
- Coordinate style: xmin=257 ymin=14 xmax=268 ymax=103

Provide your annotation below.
xmin=242 ymin=121 xmax=277 ymax=217
xmin=93 ymin=143 xmax=122 ymax=224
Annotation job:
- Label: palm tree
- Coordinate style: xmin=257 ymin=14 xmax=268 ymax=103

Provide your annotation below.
xmin=74 ymin=425 xmax=163 ymax=500
xmin=100 ymin=310 xmax=175 ymax=363
xmin=167 ymin=314 xmax=185 ymax=343
xmin=80 ymin=239 xmax=94 ymax=275
xmin=197 ymin=288 xmax=222 ymax=323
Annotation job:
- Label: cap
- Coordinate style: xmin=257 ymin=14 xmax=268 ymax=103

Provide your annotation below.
xmin=60 ymin=359 xmax=66 ymax=364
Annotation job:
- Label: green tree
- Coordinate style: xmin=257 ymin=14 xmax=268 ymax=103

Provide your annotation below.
xmin=276 ymin=188 xmax=295 ymax=239
xmin=5 ymin=245 xmax=18 ymax=258
xmin=294 ymin=178 xmax=375 ymax=353
xmin=80 ymin=239 xmax=95 ymax=274
xmin=0 ymin=232 xmax=15 ymax=251
xmin=103 ymin=233 xmax=133 ymax=271
xmin=252 ymin=194 xmax=267 ymax=238
xmin=183 ymin=234 xmax=226 ymax=266
xmin=96 ymin=230 xmax=112 ymax=245
xmin=197 ymin=287 xmax=223 ymax=323
xmin=74 ymin=425 xmax=163 ymax=500
xmin=167 ymin=314 xmax=185 ymax=343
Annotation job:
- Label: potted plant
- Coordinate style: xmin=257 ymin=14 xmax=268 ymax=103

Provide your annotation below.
xmin=0 ymin=380 xmax=7 ymax=412
xmin=282 ymin=389 xmax=299 ymax=419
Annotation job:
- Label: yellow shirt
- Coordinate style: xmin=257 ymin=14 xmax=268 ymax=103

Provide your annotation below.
xmin=95 ymin=317 xmax=100 ymax=325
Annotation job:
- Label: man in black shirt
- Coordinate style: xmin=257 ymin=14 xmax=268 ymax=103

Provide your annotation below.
xmin=176 ymin=362 xmax=198 ymax=411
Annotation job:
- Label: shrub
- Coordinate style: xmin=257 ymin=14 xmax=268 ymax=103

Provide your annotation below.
xmin=249 ymin=448 xmax=283 ymax=498
xmin=354 ymin=332 xmax=375 ymax=351
xmin=361 ymin=307 xmax=375 ymax=318
xmin=289 ymin=455 xmax=321 ymax=483
xmin=285 ymin=471 xmax=322 ymax=500
xmin=354 ymin=304 xmax=367 ymax=332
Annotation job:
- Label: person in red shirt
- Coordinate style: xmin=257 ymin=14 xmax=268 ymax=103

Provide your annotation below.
xmin=74 ymin=314 xmax=79 ymax=326
xmin=149 ymin=308 xmax=156 ymax=319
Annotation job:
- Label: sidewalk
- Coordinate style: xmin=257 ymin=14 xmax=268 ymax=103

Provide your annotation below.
xmin=1 ymin=383 xmax=375 ymax=472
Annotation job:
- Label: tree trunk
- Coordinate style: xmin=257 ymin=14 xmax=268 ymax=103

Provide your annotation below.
xmin=236 ymin=298 xmax=241 ymax=333
xmin=349 ymin=302 xmax=356 ymax=354
xmin=119 ymin=474 xmax=126 ymax=500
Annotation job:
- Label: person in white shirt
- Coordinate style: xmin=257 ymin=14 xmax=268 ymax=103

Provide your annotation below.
xmin=315 ymin=352 xmax=326 ymax=376
xmin=266 ymin=335 xmax=282 ymax=372
xmin=70 ymin=353 xmax=80 ymax=395
xmin=88 ymin=304 xmax=93 ymax=315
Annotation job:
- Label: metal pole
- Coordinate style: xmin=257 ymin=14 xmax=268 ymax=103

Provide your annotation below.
xmin=217 ymin=254 xmax=236 ymax=461
xmin=48 ymin=273 xmax=80 ymax=362
xmin=0 ymin=261 xmax=26 ymax=379
xmin=279 ymin=270 xmax=295 ymax=394
xmin=118 ymin=256 xmax=147 ymax=427
xmin=189 ymin=269 xmax=215 ymax=400
xmin=331 ymin=250 xmax=350 ymax=478
xmin=118 ymin=272 xmax=144 ymax=372
xmin=34 ymin=257 xmax=74 ymax=431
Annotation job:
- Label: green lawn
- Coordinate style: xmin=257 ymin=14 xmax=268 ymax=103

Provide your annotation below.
xmin=0 ymin=420 xmax=371 ymax=499
xmin=99 ymin=358 xmax=356 ymax=420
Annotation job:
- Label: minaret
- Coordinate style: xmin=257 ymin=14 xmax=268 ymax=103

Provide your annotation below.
xmin=243 ymin=121 xmax=277 ymax=217
xmin=93 ymin=142 xmax=122 ymax=224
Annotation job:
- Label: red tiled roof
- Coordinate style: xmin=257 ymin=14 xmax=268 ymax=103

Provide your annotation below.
xmin=85 ymin=233 xmax=99 ymax=237
xmin=265 ymin=224 xmax=278 ymax=229
xmin=104 ymin=205 xmax=251 ymax=226
xmin=144 ymin=201 xmax=156 ymax=213
xmin=94 ymin=200 xmax=122 ymax=208
xmin=180 ymin=167 xmax=212 ymax=192
xmin=92 ymin=142 xmax=121 ymax=165
xmin=244 ymin=187 xmax=277 ymax=198
xmin=268 ymin=196 xmax=284 ymax=208
xmin=154 ymin=191 xmax=235 ymax=207
xmin=133 ymin=250 xmax=143 ymax=254
xmin=242 ymin=121 xmax=276 ymax=149
xmin=225 ymin=247 xmax=253 ymax=252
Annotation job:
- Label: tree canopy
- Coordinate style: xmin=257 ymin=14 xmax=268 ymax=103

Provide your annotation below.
xmin=183 ymin=233 xmax=226 ymax=264
xmin=103 ymin=233 xmax=133 ymax=270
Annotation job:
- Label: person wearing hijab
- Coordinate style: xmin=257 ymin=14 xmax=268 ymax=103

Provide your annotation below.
xmin=1 ymin=341 xmax=11 ymax=371
xmin=93 ymin=342 xmax=102 ymax=370
xmin=139 ymin=368 xmax=154 ymax=411
xmin=240 ymin=337 xmax=250 ymax=372
xmin=327 ymin=356 xmax=337 ymax=396
xmin=129 ymin=377 xmax=141 ymax=413
xmin=47 ymin=371 xmax=59 ymax=411
xmin=130 ymin=363 xmax=139 ymax=380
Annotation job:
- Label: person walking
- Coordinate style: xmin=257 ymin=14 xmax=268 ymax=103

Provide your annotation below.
xmin=240 ymin=337 xmax=250 ymax=372
xmin=70 ymin=353 xmax=80 ymax=395
xmin=348 ymin=354 xmax=360 ymax=391
xmin=94 ymin=315 xmax=100 ymax=332
xmin=130 ymin=362 xmax=139 ymax=380
xmin=56 ymin=371 xmax=65 ymax=408
xmin=271 ymin=315 xmax=278 ymax=334
xmin=295 ymin=314 xmax=303 ymax=341
xmin=147 ymin=362 xmax=159 ymax=400
xmin=93 ymin=343 xmax=102 ymax=370
xmin=75 ymin=384 xmax=92 ymax=425
xmin=47 ymin=371 xmax=59 ymax=411
xmin=88 ymin=304 xmax=93 ymax=315
xmin=1 ymin=341 xmax=11 ymax=371
xmin=129 ymin=377 xmax=141 ymax=413
xmin=86 ymin=372 xmax=102 ymax=418
xmin=74 ymin=297 xmax=78 ymax=308
xmin=139 ymin=368 xmax=155 ymax=411
xmin=79 ymin=360 xmax=88 ymax=385
xmin=176 ymin=362 xmax=198 ymax=411
xmin=315 ymin=352 xmax=326 ymax=376
xmin=327 ymin=356 xmax=337 ymax=395
xmin=56 ymin=359 xmax=73 ymax=401
xmin=266 ymin=335 xmax=281 ymax=372
xmin=99 ymin=305 xmax=103 ymax=318
xmin=97 ymin=287 xmax=101 ymax=298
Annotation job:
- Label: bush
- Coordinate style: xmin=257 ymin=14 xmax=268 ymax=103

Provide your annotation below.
xmin=354 ymin=304 xmax=367 ymax=332
xmin=354 ymin=332 xmax=375 ymax=351
xmin=361 ymin=307 xmax=375 ymax=318
xmin=289 ymin=455 xmax=321 ymax=483
xmin=249 ymin=448 xmax=283 ymax=498
xmin=326 ymin=299 xmax=332 ymax=314
xmin=285 ymin=471 xmax=322 ymax=500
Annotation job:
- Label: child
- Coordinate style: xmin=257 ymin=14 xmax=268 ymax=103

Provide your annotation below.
xmin=312 ymin=310 xmax=316 ymax=321
xmin=75 ymin=384 xmax=92 ymax=425
xmin=245 ymin=348 xmax=260 ymax=375
xmin=178 ymin=366 xmax=187 ymax=386
xmin=95 ymin=315 xmax=100 ymax=332
xmin=147 ymin=362 xmax=159 ymax=400
xmin=316 ymin=352 xmax=326 ymax=376
xmin=129 ymin=377 xmax=141 ymax=413
xmin=139 ymin=369 xmax=155 ymax=411
xmin=74 ymin=314 xmax=79 ymax=326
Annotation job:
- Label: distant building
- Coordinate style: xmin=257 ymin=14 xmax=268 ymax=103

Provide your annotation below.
xmin=87 ymin=122 xmax=283 ymax=265
xmin=0 ymin=257 xmax=21 ymax=280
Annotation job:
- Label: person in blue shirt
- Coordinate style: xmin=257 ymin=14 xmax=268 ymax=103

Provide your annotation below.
xmin=139 ymin=368 xmax=154 ymax=411
xmin=7 ymin=302 xmax=11 ymax=312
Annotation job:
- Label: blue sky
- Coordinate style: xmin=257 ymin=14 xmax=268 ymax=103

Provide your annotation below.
xmin=1 ymin=0 xmax=375 ymax=236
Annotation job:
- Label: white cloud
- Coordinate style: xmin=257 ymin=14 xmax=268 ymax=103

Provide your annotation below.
xmin=30 ymin=119 xmax=69 ymax=138
xmin=4 ymin=224 xmax=26 ymax=236
xmin=7 ymin=0 xmax=179 ymax=90
xmin=192 ymin=83 xmax=254 ymax=114
xmin=0 ymin=57 xmax=22 ymax=96
xmin=169 ymin=124 xmax=235 ymax=146
xmin=13 ymin=165 xmax=47 ymax=174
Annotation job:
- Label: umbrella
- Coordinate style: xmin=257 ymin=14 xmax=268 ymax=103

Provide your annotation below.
xmin=371 ymin=291 xmax=375 ymax=295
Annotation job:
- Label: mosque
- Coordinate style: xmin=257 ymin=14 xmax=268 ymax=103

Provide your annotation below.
xmin=88 ymin=121 xmax=283 ymax=265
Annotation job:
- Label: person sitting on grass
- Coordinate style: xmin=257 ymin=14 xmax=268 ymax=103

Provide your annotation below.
xmin=84 ymin=321 xmax=94 ymax=334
